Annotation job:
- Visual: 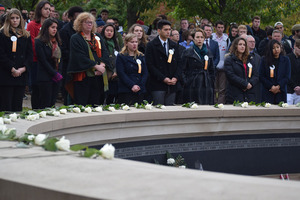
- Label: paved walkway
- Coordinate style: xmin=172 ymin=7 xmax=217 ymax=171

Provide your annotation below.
xmin=23 ymin=95 xmax=63 ymax=109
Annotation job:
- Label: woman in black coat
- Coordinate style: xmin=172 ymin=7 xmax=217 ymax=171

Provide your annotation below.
xmin=0 ymin=9 xmax=33 ymax=111
xmin=116 ymin=33 xmax=148 ymax=105
xmin=259 ymin=39 xmax=291 ymax=103
xmin=181 ymin=28 xmax=215 ymax=104
xmin=101 ymin=24 xmax=120 ymax=104
xmin=225 ymin=37 xmax=260 ymax=104
xmin=35 ymin=18 xmax=62 ymax=108
xmin=67 ymin=12 xmax=110 ymax=106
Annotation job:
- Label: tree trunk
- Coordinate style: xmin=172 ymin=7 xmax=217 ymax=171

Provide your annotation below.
xmin=127 ymin=7 xmax=138 ymax=31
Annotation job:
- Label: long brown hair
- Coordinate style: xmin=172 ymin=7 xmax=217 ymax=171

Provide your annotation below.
xmin=36 ymin=18 xmax=61 ymax=45
xmin=1 ymin=8 xmax=30 ymax=38
xmin=128 ymin=24 xmax=148 ymax=46
xmin=229 ymin=37 xmax=249 ymax=63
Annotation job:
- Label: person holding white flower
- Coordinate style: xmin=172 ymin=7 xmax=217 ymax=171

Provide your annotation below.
xmin=224 ymin=37 xmax=260 ymax=104
xmin=116 ymin=33 xmax=148 ymax=105
xmin=0 ymin=8 xmax=33 ymax=111
xmin=259 ymin=39 xmax=291 ymax=104
xmin=181 ymin=28 xmax=215 ymax=104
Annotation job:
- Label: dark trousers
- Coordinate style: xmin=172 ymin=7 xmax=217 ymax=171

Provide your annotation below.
xmin=0 ymin=85 xmax=25 ymax=112
xmin=118 ymin=92 xmax=144 ymax=105
xmin=74 ymin=76 xmax=102 ymax=106
xmin=38 ymin=81 xmax=59 ymax=109
xmin=30 ymin=62 xmax=40 ymax=109
xmin=151 ymin=91 xmax=176 ymax=105
xmin=214 ymin=70 xmax=227 ymax=104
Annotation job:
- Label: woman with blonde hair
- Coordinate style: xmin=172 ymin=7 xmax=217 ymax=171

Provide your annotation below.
xmin=116 ymin=33 xmax=148 ymax=105
xmin=225 ymin=37 xmax=260 ymax=103
xmin=128 ymin=24 xmax=148 ymax=53
xmin=67 ymin=12 xmax=110 ymax=106
xmin=0 ymin=8 xmax=33 ymax=111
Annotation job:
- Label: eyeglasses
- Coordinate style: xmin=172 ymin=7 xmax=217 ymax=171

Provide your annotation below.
xmin=84 ymin=21 xmax=93 ymax=25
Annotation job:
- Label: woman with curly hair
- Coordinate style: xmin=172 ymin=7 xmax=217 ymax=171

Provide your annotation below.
xmin=67 ymin=12 xmax=110 ymax=106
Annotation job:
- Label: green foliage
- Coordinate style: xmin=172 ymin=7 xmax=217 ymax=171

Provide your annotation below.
xmin=0 ymin=128 xmax=17 ymax=141
xmin=43 ymin=137 xmax=59 ymax=152
xmin=167 ymin=0 xmax=300 ymax=26
xmin=70 ymin=144 xmax=87 ymax=151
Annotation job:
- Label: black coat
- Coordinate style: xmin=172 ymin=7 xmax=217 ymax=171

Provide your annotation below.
xmin=145 ymin=36 xmax=180 ymax=93
xmin=287 ymin=52 xmax=300 ymax=94
xmin=59 ymin=21 xmax=76 ymax=67
xmin=35 ymin=38 xmax=59 ymax=82
xmin=116 ymin=53 xmax=148 ymax=94
xmin=0 ymin=31 xmax=32 ymax=86
xmin=67 ymin=33 xmax=110 ymax=74
xmin=225 ymin=54 xmax=260 ymax=104
xmin=181 ymin=47 xmax=215 ymax=104
xmin=259 ymin=55 xmax=291 ymax=103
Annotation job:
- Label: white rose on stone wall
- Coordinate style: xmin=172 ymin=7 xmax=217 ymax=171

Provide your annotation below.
xmin=34 ymin=134 xmax=47 ymax=145
xmin=9 ymin=113 xmax=18 ymax=122
xmin=55 ymin=136 xmax=70 ymax=151
xmin=60 ymin=109 xmax=67 ymax=114
xmin=100 ymin=144 xmax=115 ymax=159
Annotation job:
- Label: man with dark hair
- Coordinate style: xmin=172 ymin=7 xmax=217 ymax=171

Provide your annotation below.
xmin=179 ymin=18 xmax=189 ymax=43
xmin=212 ymin=20 xmax=230 ymax=104
xmin=258 ymin=28 xmax=273 ymax=56
xmin=59 ymin=6 xmax=84 ymax=105
xmin=100 ymin=9 xmax=109 ymax=22
xmin=89 ymin=8 xmax=97 ymax=18
xmin=145 ymin=20 xmax=180 ymax=105
xmin=203 ymin=24 xmax=220 ymax=68
xmin=287 ymin=39 xmax=300 ymax=105
xmin=251 ymin=16 xmax=266 ymax=48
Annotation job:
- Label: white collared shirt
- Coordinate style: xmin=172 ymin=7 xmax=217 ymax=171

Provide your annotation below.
xmin=159 ymin=36 xmax=169 ymax=55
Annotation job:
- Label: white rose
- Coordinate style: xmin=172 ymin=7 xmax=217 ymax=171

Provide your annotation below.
xmin=27 ymin=134 xmax=35 ymax=141
xmin=167 ymin=158 xmax=175 ymax=165
xmin=145 ymin=104 xmax=153 ymax=110
xmin=4 ymin=128 xmax=16 ymax=136
xmin=122 ymin=105 xmax=130 ymax=111
xmin=217 ymin=104 xmax=224 ymax=109
xmin=55 ymin=136 xmax=70 ymax=151
xmin=3 ymin=118 xmax=11 ymax=124
xmin=241 ymin=102 xmax=248 ymax=108
xmin=179 ymin=165 xmax=186 ymax=169
xmin=26 ymin=115 xmax=36 ymax=121
xmin=9 ymin=113 xmax=18 ymax=122
xmin=0 ymin=125 xmax=7 ymax=134
xmin=34 ymin=113 xmax=40 ymax=120
xmin=60 ymin=109 xmax=67 ymax=114
xmin=191 ymin=104 xmax=198 ymax=109
xmin=100 ymin=143 xmax=115 ymax=159
xmin=85 ymin=107 xmax=92 ymax=113
xmin=53 ymin=111 xmax=60 ymax=117
xmin=108 ymin=107 xmax=115 ymax=112
xmin=73 ymin=107 xmax=81 ymax=113
xmin=0 ymin=117 xmax=3 ymax=125
xmin=160 ymin=105 xmax=166 ymax=109
xmin=94 ymin=106 xmax=103 ymax=112
xmin=282 ymin=103 xmax=289 ymax=108
xmin=34 ymin=134 xmax=47 ymax=145
xmin=265 ymin=103 xmax=271 ymax=108
xmin=39 ymin=111 xmax=47 ymax=118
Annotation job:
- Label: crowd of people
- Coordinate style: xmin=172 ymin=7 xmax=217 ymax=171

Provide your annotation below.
xmin=0 ymin=1 xmax=299 ymax=112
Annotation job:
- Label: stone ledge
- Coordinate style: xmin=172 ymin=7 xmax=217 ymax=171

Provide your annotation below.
xmin=1 ymin=105 xmax=300 ymax=199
